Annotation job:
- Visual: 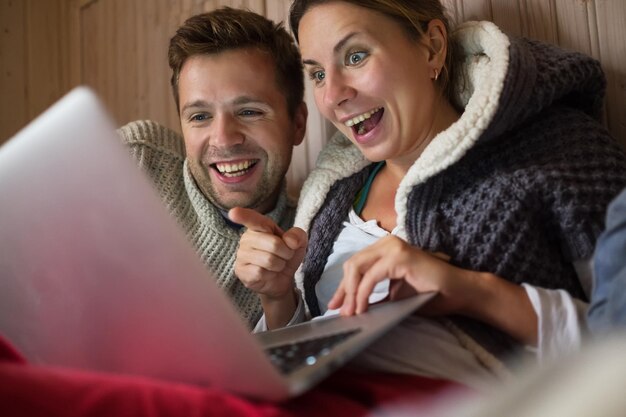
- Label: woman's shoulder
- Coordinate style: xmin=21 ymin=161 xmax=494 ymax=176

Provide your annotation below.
xmin=294 ymin=132 xmax=370 ymax=231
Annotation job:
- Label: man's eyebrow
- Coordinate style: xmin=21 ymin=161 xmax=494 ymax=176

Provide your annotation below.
xmin=231 ymin=96 xmax=270 ymax=106
xmin=181 ymin=100 xmax=209 ymax=114
xmin=302 ymin=31 xmax=359 ymax=66
xmin=180 ymin=96 xmax=269 ymax=114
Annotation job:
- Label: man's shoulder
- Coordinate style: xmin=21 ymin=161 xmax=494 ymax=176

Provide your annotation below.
xmin=117 ymin=120 xmax=185 ymax=160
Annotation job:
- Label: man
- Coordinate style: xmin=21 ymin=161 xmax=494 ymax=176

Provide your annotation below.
xmin=118 ymin=8 xmax=307 ymax=327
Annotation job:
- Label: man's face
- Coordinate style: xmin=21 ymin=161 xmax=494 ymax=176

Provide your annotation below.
xmin=178 ymin=48 xmax=306 ymax=213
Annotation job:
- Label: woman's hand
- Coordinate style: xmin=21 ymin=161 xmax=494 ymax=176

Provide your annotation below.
xmin=328 ymin=235 xmax=466 ymax=316
xmin=328 ymin=235 xmax=538 ymax=345
xmin=230 ymin=207 xmax=307 ymax=329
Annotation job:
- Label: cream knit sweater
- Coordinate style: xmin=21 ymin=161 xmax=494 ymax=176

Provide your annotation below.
xmin=117 ymin=120 xmax=296 ymax=327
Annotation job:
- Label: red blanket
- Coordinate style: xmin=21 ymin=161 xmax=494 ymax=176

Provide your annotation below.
xmin=0 ymin=336 xmax=470 ymax=417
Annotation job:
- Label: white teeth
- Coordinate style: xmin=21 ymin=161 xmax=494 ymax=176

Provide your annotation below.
xmin=215 ymin=160 xmax=253 ymax=175
xmin=344 ymin=107 xmax=382 ymax=127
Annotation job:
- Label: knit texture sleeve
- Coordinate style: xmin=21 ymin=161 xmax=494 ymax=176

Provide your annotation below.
xmin=116 ymin=120 xmax=187 ymax=206
xmin=534 ymin=109 xmax=626 ymax=262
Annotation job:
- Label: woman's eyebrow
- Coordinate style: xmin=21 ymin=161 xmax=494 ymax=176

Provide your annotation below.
xmin=302 ymin=31 xmax=360 ymax=66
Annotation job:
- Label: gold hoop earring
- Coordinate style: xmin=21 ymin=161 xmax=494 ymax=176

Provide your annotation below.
xmin=433 ymin=68 xmax=440 ymax=81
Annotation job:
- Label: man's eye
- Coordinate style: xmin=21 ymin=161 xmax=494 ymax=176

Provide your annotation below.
xmin=346 ymin=51 xmax=367 ymax=66
xmin=190 ymin=113 xmax=209 ymax=122
xmin=240 ymin=109 xmax=262 ymax=117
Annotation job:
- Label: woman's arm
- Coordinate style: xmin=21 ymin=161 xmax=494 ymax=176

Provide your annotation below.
xmin=329 ymin=235 xmax=538 ymax=345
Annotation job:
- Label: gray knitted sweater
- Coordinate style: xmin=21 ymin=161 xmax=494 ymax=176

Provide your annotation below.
xmin=294 ymin=22 xmax=626 ymax=361
xmin=117 ymin=120 xmax=296 ymax=327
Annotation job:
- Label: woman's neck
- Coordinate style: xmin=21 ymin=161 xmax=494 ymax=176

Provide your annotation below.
xmin=387 ymin=98 xmax=461 ymax=180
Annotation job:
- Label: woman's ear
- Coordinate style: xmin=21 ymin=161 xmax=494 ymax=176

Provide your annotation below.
xmin=424 ymin=19 xmax=448 ymax=76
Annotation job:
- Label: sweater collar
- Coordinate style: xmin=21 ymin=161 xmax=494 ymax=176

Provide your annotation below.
xmin=183 ymin=160 xmax=293 ymax=233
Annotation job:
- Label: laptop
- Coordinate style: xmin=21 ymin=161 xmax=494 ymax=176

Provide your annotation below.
xmin=0 ymin=87 xmax=434 ymax=401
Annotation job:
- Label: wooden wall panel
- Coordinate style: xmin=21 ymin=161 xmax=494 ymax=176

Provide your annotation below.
xmin=25 ymin=1 xmax=68 ymax=119
xmin=456 ymin=0 xmax=493 ymax=22
xmin=0 ymin=0 xmax=27 ymax=142
xmin=520 ymin=0 xmax=558 ymax=44
xmin=0 ymin=0 xmax=77 ymax=143
xmin=1 ymin=0 xmax=625 ymax=165
xmin=554 ymin=0 xmax=596 ymax=56
xmin=490 ymin=0 xmax=523 ymax=37
xmin=83 ymin=1 xmax=137 ymax=126
xmin=595 ymin=0 xmax=626 ymax=146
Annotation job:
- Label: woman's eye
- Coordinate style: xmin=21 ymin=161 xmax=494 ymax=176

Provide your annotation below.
xmin=347 ymin=51 xmax=367 ymax=66
xmin=310 ymin=70 xmax=325 ymax=83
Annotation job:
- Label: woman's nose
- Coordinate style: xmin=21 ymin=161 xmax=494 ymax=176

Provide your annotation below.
xmin=323 ymin=70 xmax=356 ymax=109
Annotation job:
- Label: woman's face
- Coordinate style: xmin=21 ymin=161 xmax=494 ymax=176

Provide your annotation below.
xmin=299 ymin=2 xmax=442 ymax=167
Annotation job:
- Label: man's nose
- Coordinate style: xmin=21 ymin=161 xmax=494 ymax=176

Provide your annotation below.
xmin=210 ymin=114 xmax=245 ymax=147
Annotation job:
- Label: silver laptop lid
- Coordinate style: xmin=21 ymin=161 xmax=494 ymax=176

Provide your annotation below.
xmin=0 ymin=87 xmax=288 ymax=399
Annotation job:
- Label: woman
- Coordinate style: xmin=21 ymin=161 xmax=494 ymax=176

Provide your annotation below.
xmin=232 ymin=0 xmax=626 ymax=388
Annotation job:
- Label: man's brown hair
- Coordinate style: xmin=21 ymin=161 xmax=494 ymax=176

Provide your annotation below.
xmin=168 ymin=7 xmax=304 ymax=118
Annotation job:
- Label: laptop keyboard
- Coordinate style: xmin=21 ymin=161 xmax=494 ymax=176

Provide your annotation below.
xmin=265 ymin=328 xmax=361 ymax=374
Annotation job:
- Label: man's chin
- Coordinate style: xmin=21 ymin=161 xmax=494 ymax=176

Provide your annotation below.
xmin=200 ymin=176 xmax=278 ymax=213
xmin=208 ymin=193 xmax=261 ymax=212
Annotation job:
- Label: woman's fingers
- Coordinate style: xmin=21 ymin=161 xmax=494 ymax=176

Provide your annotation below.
xmin=337 ymin=243 xmax=387 ymax=315
xmin=331 ymin=236 xmax=454 ymax=315
xmin=354 ymin=257 xmax=395 ymax=314
xmin=327 ymin=281 xmax=346 ymax=310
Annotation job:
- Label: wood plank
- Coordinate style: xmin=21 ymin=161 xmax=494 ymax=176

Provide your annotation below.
xmin=553 ymin=0 xmax=594 ymax=56
xmin=520 ymin=0 xmax=558 ymax=43
xmin=112 ymin=0 xmax=139 ymax=126
xmin=594 ymin=0 xmax=626 ymax=146
xmin=24 ymin=0 xmax=68 ymax=120
xmin=456 ymin=0 xmax=492 ymax=22
xmin=64 ymin=0 xmax=83 ymax=89
xmin=81 ymin=0 xmax=140 ymax=127
xmin=192 ymin=0 xmax=264 ymax=14
xmin=490 ymin=0 xmax=522 ymax=37
xmin=0 ymin=0 xmax=27 ymax=142
xmin=134 ymin=0 xmax=180 ymax=132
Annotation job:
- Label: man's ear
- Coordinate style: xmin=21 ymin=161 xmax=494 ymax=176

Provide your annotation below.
xmin=293 ymin=101 xmax=308 ymax=147
xmin=424 ymin=19 xmax=447 ymax=71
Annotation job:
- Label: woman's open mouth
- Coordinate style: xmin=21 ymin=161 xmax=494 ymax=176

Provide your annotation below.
xmin=345 ymin=107 xmax=384 ymax=136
